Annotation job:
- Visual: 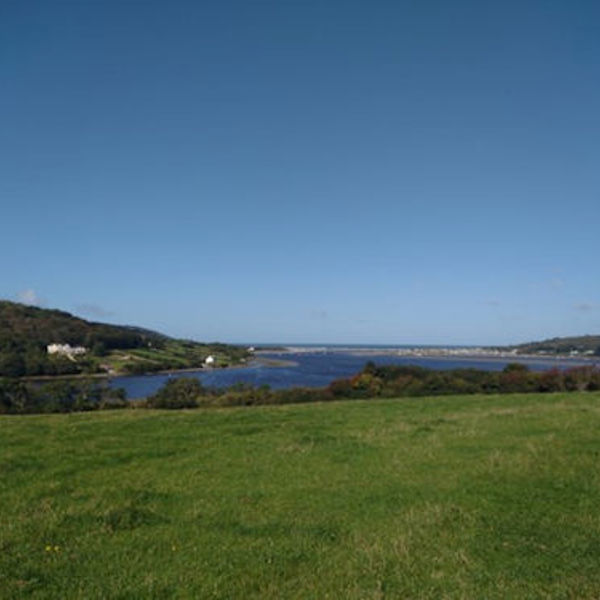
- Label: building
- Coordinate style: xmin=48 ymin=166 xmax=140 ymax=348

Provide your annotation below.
xmin=47 ymin=343 xmax=87 ymax=356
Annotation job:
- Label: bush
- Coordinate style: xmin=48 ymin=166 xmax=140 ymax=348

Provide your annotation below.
xmin=99 ymin=387 xmax=127 ymax=409
xmin=0 ymin=379 xmax=128 ymax=414
xmin=564 ymin=367 xmax=596 ymax=392
xmin=0 ymin=379 xmax=31 ymax=413
xmin=537 ymin=369 xmax=564 ymax=392
xmin=146 ymin=377 xmax=205 ymax=409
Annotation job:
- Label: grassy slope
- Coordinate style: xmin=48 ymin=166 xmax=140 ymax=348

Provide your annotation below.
xmin=102 ymin=340 xmax=241 ymax=373
xmin=1 ymin=392 xmax=600 ymax=599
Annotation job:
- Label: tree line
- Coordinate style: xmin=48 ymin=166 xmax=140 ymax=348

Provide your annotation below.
xmin=143 ymin=362 xmax=600 ymax=409
xmin=0 ymin=379 xmax=127 ymax=414
xmin=2 ymin=362 xmax=599 ymax=415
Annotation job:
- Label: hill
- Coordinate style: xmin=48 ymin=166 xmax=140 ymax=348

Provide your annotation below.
xmin=510 ymin=334 xmax=600 ymax=356
xmin=0 ymin=300 xmax=248 ymax=377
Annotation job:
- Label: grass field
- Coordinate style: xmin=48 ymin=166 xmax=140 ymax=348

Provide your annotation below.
xmin=1 ymin=392 xmax=600 ymax=598
xmin=102 ymin=340 xmax=244 ymax=374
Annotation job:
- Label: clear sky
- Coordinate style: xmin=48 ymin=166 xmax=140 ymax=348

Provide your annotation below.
xmin=2 ymin=0 xmax=599 ymax=345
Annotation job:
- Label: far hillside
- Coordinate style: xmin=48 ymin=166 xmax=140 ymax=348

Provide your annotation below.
xmin=0 ymin=300 xmax=249 ymax=377
xmin=510 ymin=335 xmax=600 ymax=356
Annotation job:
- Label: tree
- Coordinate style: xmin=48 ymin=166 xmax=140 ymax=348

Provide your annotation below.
xmin=0 ymin=353 xmax=26 ymax=377
xmin=147 ymin=377 xmax=205 ymax=408
xmin=92 ymin=341 xmax=107 ymax=357
xmin=0 ymin=380 xmax=30 ymax=413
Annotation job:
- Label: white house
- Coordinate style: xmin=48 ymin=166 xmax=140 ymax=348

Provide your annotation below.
xmin=47 ymin=343 xmax=87 ymax=356
xmin=204 ymin=355 xmax=215 ymax=366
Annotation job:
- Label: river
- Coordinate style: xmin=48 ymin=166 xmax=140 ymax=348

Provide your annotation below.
xmin=108 ymin=348 xmax=597 ymax=399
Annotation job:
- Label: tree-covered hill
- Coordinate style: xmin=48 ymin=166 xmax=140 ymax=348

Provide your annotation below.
xmin=0 ymin=300 xmax=248 ymax=377
xmin=0 ymin=301 xmax=167 ymax=350
xmin=510 ymin=335 xmax=600 ymax=356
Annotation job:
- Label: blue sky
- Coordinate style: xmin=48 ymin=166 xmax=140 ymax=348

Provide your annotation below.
xmin=2 ymin=0 xmax=599 ymax=345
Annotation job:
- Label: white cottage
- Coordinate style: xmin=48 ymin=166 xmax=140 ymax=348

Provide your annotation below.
xmin=47 ymin=343 xmax=87 ymax=356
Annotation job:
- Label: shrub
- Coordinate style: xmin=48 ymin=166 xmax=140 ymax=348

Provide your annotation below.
xmin=146 ymin=377 xmax=205 ymax=408
xmin=0 ymin=379 xmax=31 ymax=413
xmin=538 ymin=369 xmax=564 ymax=392
xmin=564 ymin=367 xmax=596 ymax=392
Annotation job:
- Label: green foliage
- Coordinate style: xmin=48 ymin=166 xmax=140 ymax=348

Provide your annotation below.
xmin=512 ymin=334 xmax=600 ymax=355
xmin=0 ymin=379 xmax=127 ymax=414
xmin=0 ymin=299 xmax=165 ymax=350
xmin=92 ymin=341 xmax=107 ymax=356
xmin=0 ymin=352 xmax=25 ymax=377
xmin=0 ymin=379 xmax=30 ymax=413
xmin=0 ymin=300 xmax=249 ymax=376
xmin=327 ymin=364 xmax=600 ymax=401
xmin=4 ymin=361 xmax=600 ymax=416
xmin=146 ymin=377 xmax=206 ymax=408
xmin=138 ymin=363 xmax=600 ymax=413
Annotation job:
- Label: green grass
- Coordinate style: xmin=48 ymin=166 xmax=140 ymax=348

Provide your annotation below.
xmin=102 ymin=341 xmax=239 ymax=373
xmin=1 ymin=392 xmax=600 ymax=598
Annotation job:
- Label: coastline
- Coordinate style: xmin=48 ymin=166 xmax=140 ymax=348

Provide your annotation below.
xmin=20 ymin=348 xmax=597 ymax=385
xmin=263 ymin=347 xmax=599 ymax=364
xmin=21 ymin=356 xmax=287 ymax=383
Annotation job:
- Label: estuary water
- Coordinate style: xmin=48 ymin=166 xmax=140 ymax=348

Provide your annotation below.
xmin=109 ymin=348 xmax=596 ymax=399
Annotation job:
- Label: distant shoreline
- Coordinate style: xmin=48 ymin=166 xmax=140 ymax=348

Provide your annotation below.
xmin=261 ymin=347 xmax=599 ymax=364
xmin=23 ymin=355 xmax=296 ymax=383
xmin=21 ymin=349 xmax=597 ymax=384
